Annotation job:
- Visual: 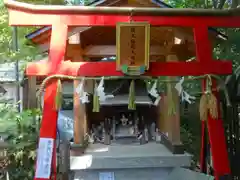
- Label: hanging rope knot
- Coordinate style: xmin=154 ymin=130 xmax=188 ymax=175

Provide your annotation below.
xmin=129 ymin=8 xmax=134 ymax=22
xmin=36 ymin=74 xmax=231 ymax=115
xmin=199 ymin=75 xmax=218 ymax=121
xmin=207 ymin=74 xmax=212 ymax=86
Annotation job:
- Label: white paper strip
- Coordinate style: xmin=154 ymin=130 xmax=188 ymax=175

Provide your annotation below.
xmin=175 ymin=77 xmax=184 ymax=96
xmin=154 ymin=96 xmax=161 ymax=106
xmin=182 ymin=91 xmax=196 ymax=104
xmin=148 ymin=80 xmax=159 ymax=98
xmin=75 ymin=78 xmax=85 ymax=95
xmin=35 ymin=138 xmax=54 ymax=179
xmin=80 ymin=92 xmax=89 ymax=103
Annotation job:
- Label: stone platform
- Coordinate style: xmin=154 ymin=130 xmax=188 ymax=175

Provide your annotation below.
xmin=71 ymin=142 xmax=192 ymax=180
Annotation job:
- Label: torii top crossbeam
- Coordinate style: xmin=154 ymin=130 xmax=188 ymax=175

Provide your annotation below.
xmin=4 ymin=0 xmax=240 ymax=77
xmin=6 ymin=0 xmax=240 ymax=30
xmin=4 ymin=0 xmax=240 ymax=15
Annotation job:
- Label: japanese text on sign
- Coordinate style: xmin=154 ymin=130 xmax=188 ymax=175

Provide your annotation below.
xmin=35 ymin=138 xmax=54 ymax=179
xmin=130 ymin=27 xmax=136 ymax=65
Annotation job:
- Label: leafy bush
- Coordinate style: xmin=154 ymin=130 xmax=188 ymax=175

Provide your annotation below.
xmin=181 ymin=115 xmax=201 ymax=166
xmin=0 ymin=105 xmax=41 ymax=180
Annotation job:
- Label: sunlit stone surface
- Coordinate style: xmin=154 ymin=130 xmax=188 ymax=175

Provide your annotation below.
xmin=71 ymin=142 xmax=191 ymax=180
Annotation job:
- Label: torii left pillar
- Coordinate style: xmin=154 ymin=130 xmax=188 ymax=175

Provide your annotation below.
xmin=34 ymin=23 xmax=68 ymax=180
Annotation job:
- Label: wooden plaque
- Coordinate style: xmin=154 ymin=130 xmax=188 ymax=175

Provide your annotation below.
xmin=116 ymin=22 xmax=150 ymax=72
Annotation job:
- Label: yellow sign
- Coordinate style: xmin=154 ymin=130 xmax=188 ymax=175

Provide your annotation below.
xmin=116 ymin=22 xmax=150 ymax=74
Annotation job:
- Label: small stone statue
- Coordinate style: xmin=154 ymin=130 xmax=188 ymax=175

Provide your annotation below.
xmin=120 ymin=114 xmax=128 ymax=126
xmin=89 ymin=129 xmax=95 ymax=143
xmin=129 ymin=120 xmax=134 ymax=135
xmin=155 ymin=128 xmax=161 ymax=143
xmin=103 ymin=118 xmax=111 ymax=145
xmin=144 ymin=127 xmax=149 ymax=143
xmin=115 ymin=114 xmax=136 ymax=144
xmin=139 ymin=132 xmax=146 ymax=145
xmin=117 ymin=114 xmax=130 ymax=136
xmin=112 ymin=116 xmax=116 ymax=140
xmin=150 ymin=122 xmax=156 ymax=140
xmin=102 ymin=128 xmax=105 ymax=142
xmin=93 ymin=124 xmax=103 ymax=142
xmin=134 ymin=118 xmax=139 ymax=135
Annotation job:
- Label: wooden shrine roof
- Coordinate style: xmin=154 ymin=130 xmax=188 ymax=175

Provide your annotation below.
xmin=6 ymin=0 xmax=240 ymax=16
xmin=24 ymin=0 xmax=228 ymax=52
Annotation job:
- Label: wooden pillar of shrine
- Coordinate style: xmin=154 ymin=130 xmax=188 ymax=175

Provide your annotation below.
xmin=166 ymin=55 xmax=181 ymax=143
xmin=159 ymin=54 xmax=184 ymax=154
xmin=73 ymin=84 xmax=87 ymax=146
xmin=70 ymin=40 xmax=88 ymax=146
xmin=158 ymin=94 xmax=168 ymax=135
xmin=157 ymin=30 xmax=183 ymax=154
xmin=22 ymin=76 xmax=37 ymax=109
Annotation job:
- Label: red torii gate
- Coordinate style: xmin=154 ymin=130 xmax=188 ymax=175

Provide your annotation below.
xmin=4 ymin=0 xmax=240 ymax=180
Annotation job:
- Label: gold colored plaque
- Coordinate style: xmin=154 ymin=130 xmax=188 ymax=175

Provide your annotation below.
xmin=116 ymin=22 xmax=150 ymax=75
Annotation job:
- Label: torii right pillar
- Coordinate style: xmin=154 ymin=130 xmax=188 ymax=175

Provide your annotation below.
xmin=194 ymin=26 xmax=230 ymax=180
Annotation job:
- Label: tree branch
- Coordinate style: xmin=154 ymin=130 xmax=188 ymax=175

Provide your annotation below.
xmin=217 ymin=0 xmax=227 ymax=9
xmin=212 ymin=0 xmax=217 ymax=8
xmin=231 ymin=0 xmax=240 ymax=8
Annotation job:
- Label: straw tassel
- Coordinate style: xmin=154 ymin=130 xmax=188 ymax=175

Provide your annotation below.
xmin=208 ymin=93 xmax=218 ymax=119
xmin=54 ymin=79 xmax=62 ymax=111
xmin=92 ymin=82 xmax=100 ymax=112
xmin=128 ymin=80 xmax=136 ymax=110
xmin=199 ymin=93 xmax=208 ymax=121
xmin=199 ymin=93 xmax=218 ymax=121
xmin=199 ymin=76 xmax=218 ymax=121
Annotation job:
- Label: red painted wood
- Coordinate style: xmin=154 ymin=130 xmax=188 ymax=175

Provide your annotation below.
xmin=34 ymin=23 xmax=68 ymax=180
xmin=26 ymin=61 xmax=232 ymax=77
xmin=200 ymin=79 xmax=208 ymax=174
xmin=7 ymin=9 xmax=240 ymax=27
xmin=207 ymin=80 xmax=231 ymax=179
xmin=193 ymin=26 xmax=213 ymax=63
xmin=132 ymin=16 xmax=240 ymax=27
xmin=35 ymin=81 xmax=58 ymax=180
xmin=194 ymin=23 xmax=230 ymax=177
xmin=200 ymin=120 xmax=207 ymax=172
xmin=26 ymin=60 xmax=81 ymax=76
xmin=48 ymin=24 xmax=68 ymax=73
xmin=8 ymin=9 xmax=129 ymax=26
xmin=196 ymin=26 xmax=212 ymax=173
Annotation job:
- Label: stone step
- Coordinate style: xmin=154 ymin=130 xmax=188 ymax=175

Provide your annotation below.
xmin=73 ymin=167 xmax=172 ymax=180
xmin=167 ymin=168 xmax=214 ymax=180
xmin=70 ymin=142 xmax=191 ymax=170
xmin=73 ymin=168 xmax=214 ymax=180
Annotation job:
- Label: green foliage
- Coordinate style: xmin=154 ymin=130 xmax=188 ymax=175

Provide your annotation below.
xmin=0 ymin=105 xmax=41 ymax=180
xmin=180 ymin=115 xmax=201 ymax=166
xmin=0 ymin=2 xmax=36 ymax=63
xmin=215 ymin=28 xmax=240 ymax=70
xmin=66 ymin=0 xmax=92 ymax=5
xmin=18 ymin=0 xmax=65 ymax=5
xmin=0 ymin=0 xmax=66 ymax=63
xmin=162 ymin=0 xmax=235 ymax=8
